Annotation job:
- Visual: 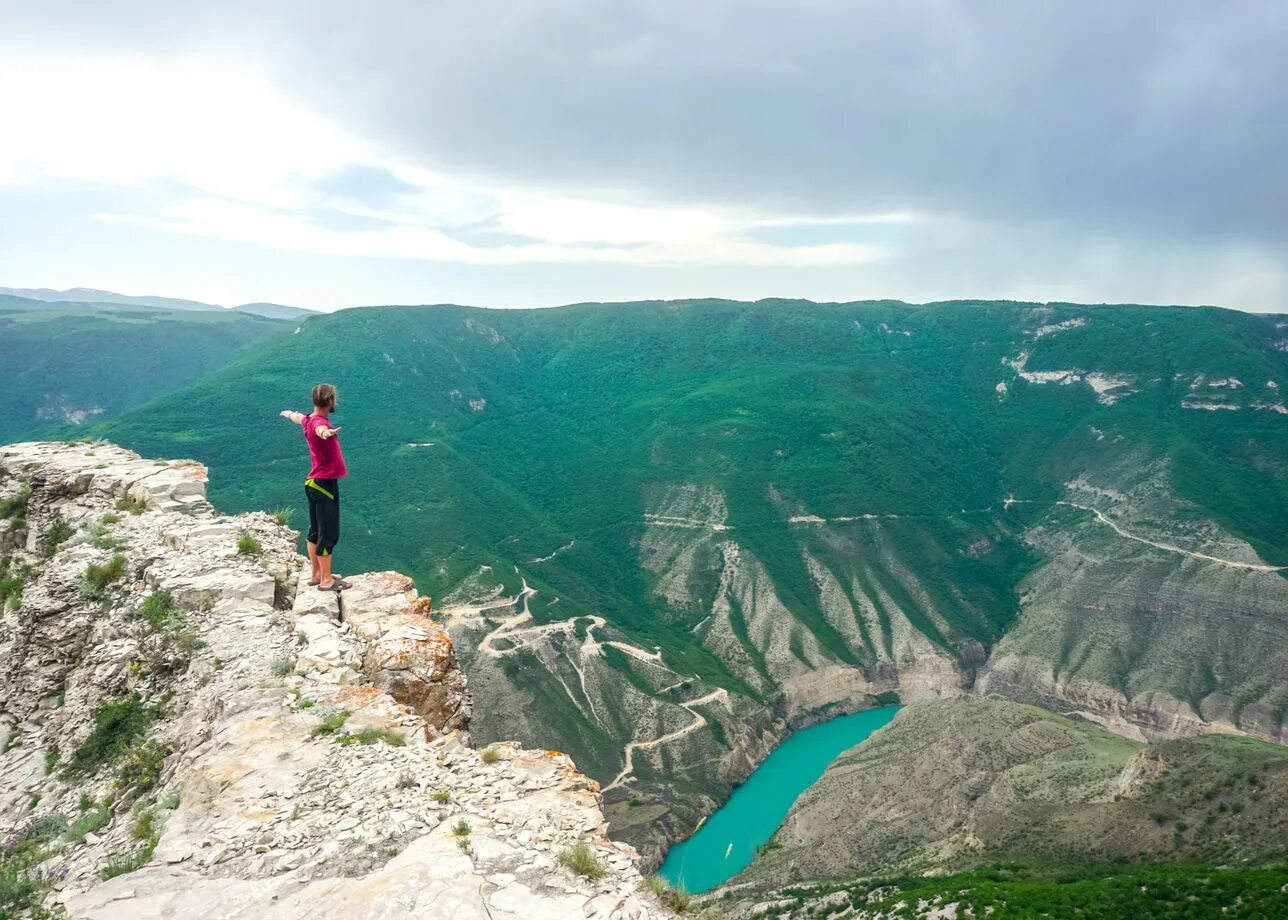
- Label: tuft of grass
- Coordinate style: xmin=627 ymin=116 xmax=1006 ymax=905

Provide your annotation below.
xmin=99 ymin=512 xmax=121 ymax=525
xmin=340 ymin=726 xmax=406 ymax=747
xmin=396 ymin=771 xmax=417 ymax=789
xmin=271 ymin=508 xmax=294 ymax=527
xmin=89 ymin=525 xmax=125 ymax=551
xmin=101 ymin=846 xmax=152 ymax=880
xmin=662 ymin=886 xmax=693 ymax=913
xmin=39 ymin=519 xmax=75 ymax=559
xmin=65 ymin=695 xmax=153 ymax=776
xmin=431 ymin=790 xmax=452 ymax=805
xmin=236 ymin=533 xmax=263 ymax=557
xmin=270 ymin=656 xmax=296 ymax=677
xmin=456 ymin=837 xmax=474 ymax=856
xmin=452 ymin=819 xmax=471 ymax=837
xmin=0 ymin=724 xmax=21 ymax=754
xmin=557 ymin=840 xmax=606 ymax=881
xmin=66 ymin=801 xmax=112 ymax=842
xmin=158 ymin=791 xmax=181 ymax=810
xmin=82 ymin=554 xmax=127 ymax=599
xmin=297 ymin=697 xmax=315 ymax=709
xmin=480 ymin=745 xmax=503 ymax=764
xmin=115 ymin=493 xmax=147 ymax=516
xmin=310 ymin=710 xmax=351 ymax=737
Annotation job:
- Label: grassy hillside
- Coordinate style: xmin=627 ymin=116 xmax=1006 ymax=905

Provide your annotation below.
xmin=740 ymin=698 xmax=1288 ymax=889
xmin=732 ymin=864 xmax=1288 ymax=919
xmin=0 ymin=304 xmax=294 ymax=444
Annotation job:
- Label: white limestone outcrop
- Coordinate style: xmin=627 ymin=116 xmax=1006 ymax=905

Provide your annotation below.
xmin=0 ymin=441 xmax=671 ymax=919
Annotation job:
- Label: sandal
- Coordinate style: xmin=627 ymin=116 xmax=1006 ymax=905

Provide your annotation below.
xmin=317 ymin=578 xmax=353 ymax=592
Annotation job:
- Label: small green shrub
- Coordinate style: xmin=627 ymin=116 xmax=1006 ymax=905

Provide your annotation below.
xmin=481 ymin=745 xmax=502 ymax=764
xmin=396 ymin=771 xmax=416 ymax=789
xmin=82 ymin=554 xmax=127 ymax=599
xmin=310 ymin=710 xmax=351 ymax=737
xmin=132 ymin=808 xmax=157 ymax=841
xmin=270 ymin=656 xmax=296 ymax=677
xmin=557 ymin=840 xmax=605 ymax=881
xmin=0 ymin=575 xmax=22 ymax=611
xmin=39 ymin=519 xmax=75 ymax=559
xmin=134 ymin=591 xmax=181 ymax=631
xmin=271 ymin=508 xmax=294 ymax=526
xmin=158 ymin=791 xmax=181 ymax=810
xmin=452 ymin=819 xmax=470 ymax=837
xmin=114 ymin=739 xmax=171 ymax=798
xmin=456 ymin=837 xmax=473 ymax=856
xmin=66 ymin=695 xmax=153 ymax=776
xmin=236 ymin=533 xmax=263 ymax=557
xmin=431 ymin=790 xmax=451 ymax=805
xmin=0 ymin=486 xmax=30 ymax=521
xmin=99 ymin=512 xmax=121 ymax=525
xmin=297 ymin=698 xmax=315 ymax=709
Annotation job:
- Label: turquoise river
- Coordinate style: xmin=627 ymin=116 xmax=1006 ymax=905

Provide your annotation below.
xmin=658 ymin=705 xmax=901 ymax=894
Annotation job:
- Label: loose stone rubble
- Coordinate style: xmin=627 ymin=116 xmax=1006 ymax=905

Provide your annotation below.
xmin=0 ymin=441 xmax=673 ymax=919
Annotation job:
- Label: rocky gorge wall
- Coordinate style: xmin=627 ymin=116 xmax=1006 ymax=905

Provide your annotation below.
xmin=0 ymin=441 xmax=675 ymax=919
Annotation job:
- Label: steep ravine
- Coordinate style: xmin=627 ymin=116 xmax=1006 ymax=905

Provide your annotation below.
xmin=0 ymin=441 xmax=677 ymax=919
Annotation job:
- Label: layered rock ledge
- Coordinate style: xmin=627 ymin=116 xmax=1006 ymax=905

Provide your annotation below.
xmin=0 ymin=441 xmax=672 ymax=919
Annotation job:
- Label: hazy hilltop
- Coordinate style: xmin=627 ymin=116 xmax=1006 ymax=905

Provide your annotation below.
xmin=0 ymin=286 xmax=315 ymax=319
xmin=92 ymin=297 xmax=1288 ymax=863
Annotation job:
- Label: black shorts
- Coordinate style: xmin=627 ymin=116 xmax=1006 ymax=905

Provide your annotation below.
xmin=305 ymin=478 xmax=340 ymax=555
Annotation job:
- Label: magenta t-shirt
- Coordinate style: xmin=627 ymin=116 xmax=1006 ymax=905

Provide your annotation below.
xmin=302 ymin=413 xmax=347 ymax=480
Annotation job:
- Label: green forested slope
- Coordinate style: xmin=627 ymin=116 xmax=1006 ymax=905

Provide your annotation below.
xmin=0 ymin=302 xmax=294 ymax=443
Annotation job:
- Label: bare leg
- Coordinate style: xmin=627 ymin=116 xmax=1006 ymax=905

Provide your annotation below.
xmin=307 ymin=541 xmax=320 ymax=583
xmin=318 ymin=553 xmax=334 ymax=590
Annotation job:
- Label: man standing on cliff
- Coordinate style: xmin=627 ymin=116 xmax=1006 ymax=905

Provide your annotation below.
xmin=280 ymin=384 xmax=351 ymax=592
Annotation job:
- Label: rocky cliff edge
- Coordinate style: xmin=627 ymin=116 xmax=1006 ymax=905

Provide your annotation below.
xmin=0 ymin=441 xmax=671 ymax=919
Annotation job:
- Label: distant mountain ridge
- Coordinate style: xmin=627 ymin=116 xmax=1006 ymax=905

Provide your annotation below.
xmin=0 ymin=285 xmax=315 ymax=318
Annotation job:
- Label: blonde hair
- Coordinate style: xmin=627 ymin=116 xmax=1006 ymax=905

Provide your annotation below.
xmin=311 ymin=383 xmax=337 ymax=410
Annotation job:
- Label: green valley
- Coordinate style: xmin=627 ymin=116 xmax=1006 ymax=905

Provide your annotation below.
xmin=90 ymin=298 xmax=1288 ymax=868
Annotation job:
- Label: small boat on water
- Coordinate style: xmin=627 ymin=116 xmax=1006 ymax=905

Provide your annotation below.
xmin=724 ymin=843 xmax=733 ymax=859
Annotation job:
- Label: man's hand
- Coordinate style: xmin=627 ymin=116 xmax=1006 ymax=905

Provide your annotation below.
xmin=280 ymin=410 xmax=305 ymax=424
xmin=319 ymin=426 xmax=342 ymax=439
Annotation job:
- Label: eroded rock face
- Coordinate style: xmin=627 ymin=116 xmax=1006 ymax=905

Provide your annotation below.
xmin=340 ymin=571 xmax=471 ymax=739
xmin=0 ymin=441 xmax=671 ymax=920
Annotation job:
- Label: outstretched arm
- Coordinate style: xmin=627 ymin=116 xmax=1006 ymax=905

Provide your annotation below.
xmin=279 ymin=410 xmax=305 ymax=424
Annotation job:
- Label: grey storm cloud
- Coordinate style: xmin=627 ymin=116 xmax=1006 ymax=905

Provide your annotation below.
xmin=15 ymin=0 xmax=1286 ymax=241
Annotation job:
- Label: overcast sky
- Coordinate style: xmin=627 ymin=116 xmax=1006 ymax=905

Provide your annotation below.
xmin=2 ymin=1 xmax=1285 ymax=311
